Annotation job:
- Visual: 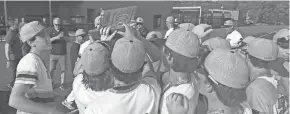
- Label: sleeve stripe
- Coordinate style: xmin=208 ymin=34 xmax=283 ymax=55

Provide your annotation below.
xmin=16 ymin=77 xmax=37 ymax=82
xmin=15 ymin=80 xmax=36 ymax=85
xmin=17 ymin=74 xmax=38 ymax=80
xmin=17 ymin=71 xmax=38 ymax=78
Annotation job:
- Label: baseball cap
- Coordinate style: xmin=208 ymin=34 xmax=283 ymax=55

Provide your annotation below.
xmin=111 ymin=37 xmax=146 ymax=73
xmin=204 ymin=49 xmax=249 ymax=89
xmin=178 ymin=23 xmax=195 ymax=31
xmin=136 ymin=17 xmax=144 ymax=23
xmin=224 ymin=20 xmax=234 ymax=26
xmin=245 ymin=38 xmax=279 ymax=61
xmin=165 ymin=29 xmax=200 ymax=58
xmin=273 ymin=28 xmax=289 ymax=43
xmin=53 ymin=18 xmax=61 ymax=24
xmin=75 ymin=29 xmax=86 ymax=36
xmin=81 ymin=42 xmax=110 ymax=76
xmin=20 ymin=21 xmax=45 ymax=42
xmin=166 ymin=16 xmax=174 ymax=23
xmin=146 ymin=31 xmax=162 ymax=40
xmin=202 ymin=37 xmax=231 ymax=51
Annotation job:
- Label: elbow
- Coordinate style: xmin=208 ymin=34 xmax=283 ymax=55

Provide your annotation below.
xmin=9 ymin=95 xmax=19 ymax=108
xmin=9 ymin=94 xmax=25 ymax=109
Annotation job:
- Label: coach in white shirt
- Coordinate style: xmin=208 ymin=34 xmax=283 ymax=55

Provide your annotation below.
xmin=224 ymin=20 xmax=243 ymax=48
xmin=164 ymin=16 xmax=175 ymax=39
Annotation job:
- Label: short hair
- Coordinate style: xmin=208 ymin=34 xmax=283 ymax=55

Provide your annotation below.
xmin=82 ymin=70 xmax=112 ymax=91
xmin=164 ymin=45 xmax=199 ymax=72
xmin=110 ymin=60 xmax=144 ymax=85
xmin=207 ymin=74 xmax=247 ymax=107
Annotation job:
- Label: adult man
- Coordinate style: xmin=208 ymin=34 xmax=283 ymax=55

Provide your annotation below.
xmin=224 ymin=20 xmax=243 ymax=48
xmin=49 ymin=17 xmax=67 ymax=90
xmin=18 ymin=17 xmax=26 ymax=32
xmin=84 ymin=24 xmax=161 ymax=114
xmin=136 ymin=17 xmax=149 ymax=38
xmin=243 ymin=38 xmax=280 ymax=114
xmin=196 ymin=49 xmax=252 ymax=114
xmin=5 ymin=22 xmax=23 ymax=88
xmin=164 ymin=16 xmax=175 ymax=39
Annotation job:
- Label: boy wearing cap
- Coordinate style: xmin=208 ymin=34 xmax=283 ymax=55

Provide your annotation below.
xmin=9 ymin=21 xmax=65 ymax=114
xmin=84 ymin=24 xmax=161 ymax=114
xmin=160 ymin=29 xmax=201 ymax=114
xmin=70 ymin=29 xmax=86 ymax=73
xmin=196 ymin=49 xmax=252 ymax=114
xmin=63 ymin=42 xmax=112 ymax=114
xmin=243 ymin=38 xmax=280 ymax=114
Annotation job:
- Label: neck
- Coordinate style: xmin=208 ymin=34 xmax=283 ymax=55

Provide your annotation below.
xmin=169 ymin=68 xmax=191 ymax=83
xmin=250 ymin=67 xmax=271 ymax=81
xmin=206 ymin=91 xmax=242 ymax=114
xmin=30 ymin=48 xmax=49 ymax=65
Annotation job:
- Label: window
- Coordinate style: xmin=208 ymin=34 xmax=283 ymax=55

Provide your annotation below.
xmin=153 ymin=15 xmax=162 ymax=29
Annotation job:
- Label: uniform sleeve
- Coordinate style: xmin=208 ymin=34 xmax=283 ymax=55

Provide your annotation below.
xmin=15 ymin=56 xmax=38 ymax=86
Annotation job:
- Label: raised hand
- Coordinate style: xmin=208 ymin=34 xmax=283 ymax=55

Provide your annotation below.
xmin=166 ymin=93 xmax=189 ymax=114
xmin=100 ymin=26 xmax=117 ymax=41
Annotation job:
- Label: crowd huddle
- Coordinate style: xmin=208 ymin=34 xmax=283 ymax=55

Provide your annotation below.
xmin=3 ymin=11 xmax=289 ymax=114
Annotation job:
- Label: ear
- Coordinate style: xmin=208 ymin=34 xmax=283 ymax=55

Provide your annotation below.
xmin=205 ymin=82 xmax=213 ymax=93
xmin=27 ymin=40 xmax=36 ymax=47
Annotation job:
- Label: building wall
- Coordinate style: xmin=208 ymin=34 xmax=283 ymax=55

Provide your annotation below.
xmin=0 ymin=1 xmax=58 ymax=19
xmin=0 ymin=1 xmax=173 ymax=30
xmin=79 ymin=1 xmax=174 ymax=30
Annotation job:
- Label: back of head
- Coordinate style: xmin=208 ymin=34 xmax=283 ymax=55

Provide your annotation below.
xmin=165 ymin=29 xmax=200 ymax=72
xmin=204 ymin=49 xmax=249 ymax=106
xmin=166 ymin=16 xmax=174 ymax=24
xmin=166 ymin=29 xmax=200 ymax=58
xmin=80 ymin=42 xmax=111 ymax=91
xmin=111 ymin=37 xmax=146 ymax=84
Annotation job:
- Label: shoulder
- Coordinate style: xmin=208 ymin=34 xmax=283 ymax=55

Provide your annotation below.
xmin=73 ymin=74 xmax=84 ymax=90
xmin=17 ymin=53 xmax=39 ymax=74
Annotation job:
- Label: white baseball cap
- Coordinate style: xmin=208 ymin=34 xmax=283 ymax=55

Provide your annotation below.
xmin=20 ymin=21 xmax=45 ymax=42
